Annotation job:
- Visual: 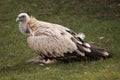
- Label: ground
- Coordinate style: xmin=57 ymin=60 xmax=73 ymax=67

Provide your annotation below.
xmin=0 ymin=0 xmax=120 ymax=80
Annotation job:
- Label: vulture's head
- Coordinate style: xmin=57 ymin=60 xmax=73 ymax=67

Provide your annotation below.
xmin=16 ymin=13 xmax=30 ymax=35
xmin=16 ymin=13 xmax=30 ymax=22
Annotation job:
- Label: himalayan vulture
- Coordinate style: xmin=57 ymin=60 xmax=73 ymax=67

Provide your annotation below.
xmin=16 ymin=13 xmax=113 ymax=64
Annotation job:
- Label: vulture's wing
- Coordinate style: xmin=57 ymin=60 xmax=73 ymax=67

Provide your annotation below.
xmin=65 ymin=29 xmax=113 ymax=60
xmin=28 ymin=19 xmax=113 ymax=61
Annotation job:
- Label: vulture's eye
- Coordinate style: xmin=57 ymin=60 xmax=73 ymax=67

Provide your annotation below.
xmin=21 ymin=15 xmax=25 ymax=18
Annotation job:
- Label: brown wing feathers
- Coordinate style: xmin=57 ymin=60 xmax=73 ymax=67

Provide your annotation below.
xmin=67 ymin=30 xmax=112 ymax=60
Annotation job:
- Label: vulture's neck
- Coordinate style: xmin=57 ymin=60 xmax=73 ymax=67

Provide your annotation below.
xmin=28 ymin=17 xmax=39 ymax=32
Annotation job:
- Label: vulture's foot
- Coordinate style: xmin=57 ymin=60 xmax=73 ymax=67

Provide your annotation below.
xmin=42 ymin=59 xmax=57 ymax=64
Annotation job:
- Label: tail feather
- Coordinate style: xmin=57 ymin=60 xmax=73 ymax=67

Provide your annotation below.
xmin=72 ymin=33 xmax=113 ymax=60
xmin=77 ymin=42 xmax=113 ymax=60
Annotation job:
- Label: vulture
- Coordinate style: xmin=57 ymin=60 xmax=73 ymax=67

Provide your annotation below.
xmin=16 ymin=13 xmax=113 ymax=64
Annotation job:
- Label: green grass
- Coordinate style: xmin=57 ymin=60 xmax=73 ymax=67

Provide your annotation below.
xmin=0 ymin=0 xmax=120 ymax=80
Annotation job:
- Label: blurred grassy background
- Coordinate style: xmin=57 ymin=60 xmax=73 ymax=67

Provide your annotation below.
xmin=0 ymin=0 xmax=120 ymax=80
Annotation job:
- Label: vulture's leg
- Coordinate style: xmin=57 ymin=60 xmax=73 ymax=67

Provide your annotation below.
xmin=26 ymin=56 xmax=45 ymax=63
xmin=26 ymin=56 xmax=57 ymax=64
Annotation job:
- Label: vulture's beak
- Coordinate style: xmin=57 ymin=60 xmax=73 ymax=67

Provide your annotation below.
xmin=16 ymin=17 xmax=20 ymax=22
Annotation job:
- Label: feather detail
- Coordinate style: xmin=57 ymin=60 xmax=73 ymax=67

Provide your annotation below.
xmin=75 ymin=50 xmax=85 ymax=56
xmin=83 ymin=42 xmax=91 ymax=48
xmin=76 ymin=33 xmax=86 ymax=40
xmin=28 ymin=17 xmax=39 ymax=31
